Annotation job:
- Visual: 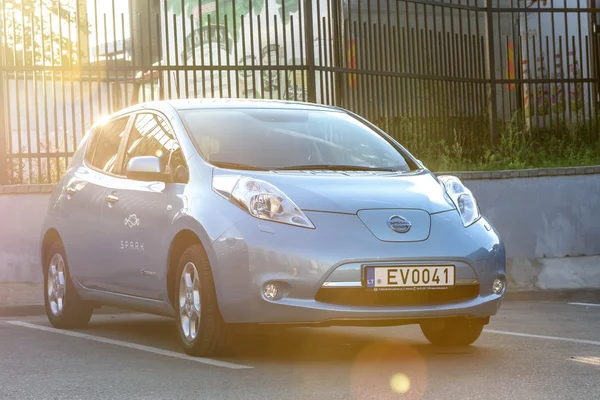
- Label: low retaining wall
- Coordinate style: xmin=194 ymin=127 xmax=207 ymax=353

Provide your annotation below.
xmin=454 ymin=166 xmax=600 ymax=290
xmin=2 ymin=166 xmax=600 ymax=288
xmin=0 ymin=185 xmax=53 ymax=282
xmin=456 ymin=166 xmax=600 ymax=259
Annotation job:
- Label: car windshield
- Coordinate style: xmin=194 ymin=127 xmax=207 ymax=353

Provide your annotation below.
xmin=180 ymin=108 xmax=413 ymax=171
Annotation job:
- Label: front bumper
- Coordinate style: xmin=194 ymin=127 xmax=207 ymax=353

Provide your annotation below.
xmin=210 ymin=209 xmax=505 ymax=324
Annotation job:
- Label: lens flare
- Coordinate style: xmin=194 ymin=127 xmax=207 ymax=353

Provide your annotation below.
xmin=390 ymin=373 xmax=411 ymax=394
xmin=155 ymin=149 xmax=164 ymax=158
xmin=350 ymin=340 xmax=428 ymax=399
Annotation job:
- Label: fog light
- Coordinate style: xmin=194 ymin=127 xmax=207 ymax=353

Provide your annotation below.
xmin=492 ymin=278 xmax=505 ymax=294
xmin=263 ymin=283 xmax=279 ymax=300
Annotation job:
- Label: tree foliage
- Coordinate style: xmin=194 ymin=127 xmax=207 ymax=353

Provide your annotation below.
xmin=1 ymin=0 xmax=87 ymax=66
xmin=165 ymin=0 xmax=300 ymax=41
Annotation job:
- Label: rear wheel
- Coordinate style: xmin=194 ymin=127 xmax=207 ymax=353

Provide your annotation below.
xmin=420 ymin=318 xmax=486 ymax=346
xmin=44 ymin=242 xmax=93 ymax=328
xmin=175 ymin=244 xmax=229 ymax=356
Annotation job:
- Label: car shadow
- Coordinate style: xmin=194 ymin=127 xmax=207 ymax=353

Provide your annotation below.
xmin=229 ymin=327 xmax=494 ymax=362
xmin=85 ymin=314 xmax=497 ymax=365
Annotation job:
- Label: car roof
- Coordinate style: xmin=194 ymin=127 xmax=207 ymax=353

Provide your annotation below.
xmin=163 ymin=98 xmax=341 ymax=112
xmin=99 ymin=99 xmax=343 ymax=128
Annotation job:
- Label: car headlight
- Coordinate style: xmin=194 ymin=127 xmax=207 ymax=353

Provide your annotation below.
xmin=438 ymin=175 xmax=481 ymax=227
xmin=213 ymin=175 xmax=315 ymax=229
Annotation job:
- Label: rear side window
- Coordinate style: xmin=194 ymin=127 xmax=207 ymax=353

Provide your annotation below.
xmin=123 ymin=113 xmax=185 ymax=174
xmin=85 ymin=117 xmax=129 ymax=174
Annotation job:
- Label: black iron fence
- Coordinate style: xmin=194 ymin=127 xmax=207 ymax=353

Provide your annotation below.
xmin=1 ymin=0 xmax=599 ymax=184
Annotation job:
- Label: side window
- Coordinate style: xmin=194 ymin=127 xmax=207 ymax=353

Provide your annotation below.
xmin=123 ymin=113 xmax=186 ymax=176
xmin=85 ymin=117 xmax=129 ymax=174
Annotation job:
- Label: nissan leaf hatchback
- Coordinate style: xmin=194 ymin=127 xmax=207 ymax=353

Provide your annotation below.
xmin=41 ymin=99 xmax=506 ymax=356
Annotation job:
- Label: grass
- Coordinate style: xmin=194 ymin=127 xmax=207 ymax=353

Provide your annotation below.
xmin=380 ymin=113 xmax=600 ymax=172
xmin=416 ymin=134 xmax=600 ymax=172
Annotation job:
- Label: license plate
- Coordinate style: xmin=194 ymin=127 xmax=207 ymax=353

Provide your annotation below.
xmin=365 ymin=266 xmax=455 ymax=288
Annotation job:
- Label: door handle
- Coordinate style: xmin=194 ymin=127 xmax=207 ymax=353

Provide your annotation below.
xmin=64 ymin=187 xmax=76 ymax=197
xmin=105 ymin=194 xmax=120 ymax=204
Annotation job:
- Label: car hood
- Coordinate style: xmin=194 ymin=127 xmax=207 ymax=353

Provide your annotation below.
xmin=214 ymin=169 xmax=455 ymax=215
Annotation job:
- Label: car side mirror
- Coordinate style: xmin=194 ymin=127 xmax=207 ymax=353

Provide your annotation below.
xmin=125 ymin=156 xmax=166 ymax=182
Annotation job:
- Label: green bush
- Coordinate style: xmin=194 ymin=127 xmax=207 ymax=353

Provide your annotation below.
xmin=377 ymin=112 xmax=600 ymax=172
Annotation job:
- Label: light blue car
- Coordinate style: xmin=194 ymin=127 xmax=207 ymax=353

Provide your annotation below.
xmin=41 ymin=100 xmax=506 ymax=356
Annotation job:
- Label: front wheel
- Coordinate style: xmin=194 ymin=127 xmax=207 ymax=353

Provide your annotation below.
xmin=420 ymin=318 xmax=486 ymax=346
xmin=175 ymin=244 xmax=229 ymax=356
xmin=44 ymin=241 xmax=93 ymax=329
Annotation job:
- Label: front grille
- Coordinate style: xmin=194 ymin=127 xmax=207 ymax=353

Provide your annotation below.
xmin=314 ymin=285 xmax=479 ymax=307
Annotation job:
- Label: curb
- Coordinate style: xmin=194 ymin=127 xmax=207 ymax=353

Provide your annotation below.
xmin=0 ymin=305 xmax=45 ymax=317
xmin=0 ymin=304 xmax=137 ymax=318
xmin=504 ymin=289 xmax=600 ymax=302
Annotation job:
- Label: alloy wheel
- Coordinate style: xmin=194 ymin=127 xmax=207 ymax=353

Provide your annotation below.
xmin=47 ymin=254 xmax=67 ymax=317
xmin=179 ymin=262 xmax=202 ymax=341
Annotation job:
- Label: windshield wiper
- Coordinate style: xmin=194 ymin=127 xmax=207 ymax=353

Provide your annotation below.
xmin=274 ymin=164 xmax=398 ymax=172
xmin=211 ymin=161 xmax=267 ymax=171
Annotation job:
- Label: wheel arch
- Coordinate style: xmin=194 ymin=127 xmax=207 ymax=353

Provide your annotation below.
xmin=166 ymin=226 xmax=219 ymax=311
xmin=41 ymin=228 xmax=63 ymax=271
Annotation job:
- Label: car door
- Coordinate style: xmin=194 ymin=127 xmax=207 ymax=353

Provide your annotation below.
xmin=100 ymin=111 xmax=184 ymax=300
xmin=61 ymin=115 xmax=131 ymax=288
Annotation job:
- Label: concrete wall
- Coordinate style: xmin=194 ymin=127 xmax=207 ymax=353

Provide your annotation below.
xmin=464 ymin=174 xmax=600 ymax=259
xmin=1 ymin=167 xmax=600 ymax=284
xmin=0 ymin=187 xmax=51 ymax=283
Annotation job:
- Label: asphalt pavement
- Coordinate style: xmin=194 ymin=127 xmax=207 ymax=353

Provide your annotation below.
xmin=1 ymin=301 xmax=599 ymax=400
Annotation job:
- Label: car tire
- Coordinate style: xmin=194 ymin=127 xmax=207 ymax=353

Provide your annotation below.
xmin=420 ymin=318 xmax=485 ymax=346
xmin=175 ymin=244 xmax=229 ymax=356
xmin=44 ymin=241 xmax=93 ymax=329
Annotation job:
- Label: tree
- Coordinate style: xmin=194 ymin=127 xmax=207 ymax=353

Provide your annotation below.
xmin=1 ymin=0 xmax=88 ymax=66
xmin=165 ymin=0 xmax=300 ymax=42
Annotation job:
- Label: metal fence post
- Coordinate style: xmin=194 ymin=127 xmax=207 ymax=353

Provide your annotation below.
xmin=331 ymin=0 xmax=343 ymax=107
xmin=0 ymin=40 xmax=8 ymax=184
xmin=485 ymin=0 xmax=499 ymax=146
xmin=303 ymin=0 xmax=317 ymax=103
